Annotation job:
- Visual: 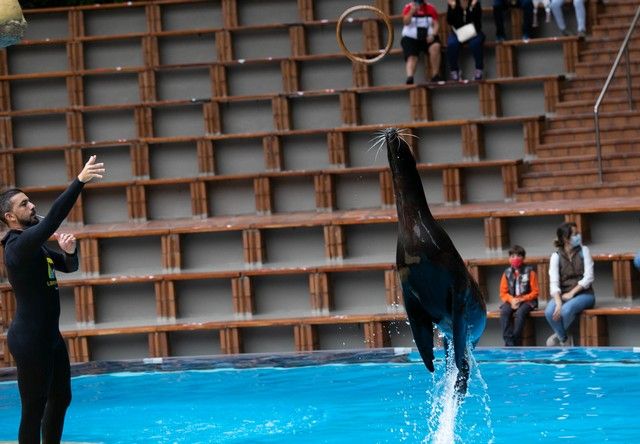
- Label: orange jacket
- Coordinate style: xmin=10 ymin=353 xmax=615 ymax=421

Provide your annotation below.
xmin=499 ymin=268 xmax=539 ymax=304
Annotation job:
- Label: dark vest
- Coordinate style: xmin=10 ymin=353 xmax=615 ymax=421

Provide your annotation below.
xmin=505 ymin=265 xmax=534 ymax=297
xmin=557 ymin=247 xmax=593 ymax=294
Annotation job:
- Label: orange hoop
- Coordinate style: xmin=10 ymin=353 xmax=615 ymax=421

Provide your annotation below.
xmin=336 ymin=5 xmax=394 ymax=65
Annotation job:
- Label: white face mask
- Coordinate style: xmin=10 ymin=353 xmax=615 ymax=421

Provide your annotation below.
xmin=570 ymin=234 xmax=582 ymax=248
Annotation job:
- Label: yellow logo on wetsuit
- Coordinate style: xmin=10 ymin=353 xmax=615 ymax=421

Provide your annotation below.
xmin=46 ymin=257 xmax=57 ymax=287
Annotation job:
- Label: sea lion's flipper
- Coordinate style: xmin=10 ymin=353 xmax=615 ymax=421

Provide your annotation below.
xmin=454 ymin=355 xmax=470 ymax=396
xmin=403 ymin=285 xmax=435 ymax=372
xmin=452 ymin=293 xmax=467 ymax=372
xmin=452 ymin=290 xmax=470 ymax=395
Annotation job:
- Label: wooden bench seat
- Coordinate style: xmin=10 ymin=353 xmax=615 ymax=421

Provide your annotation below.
xmin=3 ymin=300 xmax=639 ymax=366
xmin=0 ymin=74 xmax=564 ymax=117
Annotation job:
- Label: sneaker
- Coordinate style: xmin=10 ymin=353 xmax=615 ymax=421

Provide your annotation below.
xmin=496 ymin=34 xmax=506 ymax=43
xmin=560 ymin=335 xmax=574 ymax=347
xmin=405 ymin=76 xmax=414 ymax=85
xmin=522 ymin=34 xmax=530 ymax=42
xmin=561 ymin=29 xmax=572 ymax=36
xmin=449 ymin=70 xmax=460 ymax=81
xmin=474 ymin=69 xmax=483 ymax=81
xmin=546 ymin=333 xmax=560 ymax=346
xmin=577 ymin=31 xmax=587 ymax=38
xmin=430 ymin=74 xmax=444 ymax=82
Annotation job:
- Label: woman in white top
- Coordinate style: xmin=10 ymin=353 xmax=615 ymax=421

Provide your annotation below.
xmin=545 ymin=221 xmax=595 ymax=346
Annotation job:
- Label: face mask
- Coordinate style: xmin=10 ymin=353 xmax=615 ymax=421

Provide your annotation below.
xmin=570 ymin=234 xmax=582 ymax=247
xmin=509 ymin=257 xmax=523 ymax=269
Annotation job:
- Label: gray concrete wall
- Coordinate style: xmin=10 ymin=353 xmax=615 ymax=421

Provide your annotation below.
xmin=3 ymin=0 xmax=638 ymax=364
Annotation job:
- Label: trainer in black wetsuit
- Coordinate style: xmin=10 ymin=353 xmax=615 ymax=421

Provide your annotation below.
xmin=1 ymin=156 xmax=104 ymax=444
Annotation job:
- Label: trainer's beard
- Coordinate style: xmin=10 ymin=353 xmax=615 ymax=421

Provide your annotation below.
xmin=18 ymin=212 xmax=39 ymax=228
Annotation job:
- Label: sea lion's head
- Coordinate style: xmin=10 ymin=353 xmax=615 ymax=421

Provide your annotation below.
xmin=381 ymin=127 xmax=417 ymax=181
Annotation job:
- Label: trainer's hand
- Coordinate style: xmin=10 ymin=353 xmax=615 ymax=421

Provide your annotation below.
xmin=78 ymin=155 xmax=105 ymax=183
xmin=55 ymin=233 xmax=76 ymax=254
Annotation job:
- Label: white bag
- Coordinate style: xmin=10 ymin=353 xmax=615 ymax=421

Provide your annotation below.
xmin=454 ymin=23 xmax=477 ymax=43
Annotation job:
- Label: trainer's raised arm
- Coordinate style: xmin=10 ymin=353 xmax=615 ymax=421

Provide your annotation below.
xmin=78 ymin=155 xmax=105 ymax=183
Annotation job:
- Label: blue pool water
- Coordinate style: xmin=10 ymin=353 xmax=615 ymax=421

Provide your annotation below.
xmin=1 ymin=348 xmax=639 ymax=443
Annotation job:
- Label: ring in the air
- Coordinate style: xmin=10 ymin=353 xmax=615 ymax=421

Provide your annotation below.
xmin=336 ymin=5 xmax=394 ymax=65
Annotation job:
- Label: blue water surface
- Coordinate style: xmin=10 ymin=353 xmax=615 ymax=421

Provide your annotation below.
xmin=1 ymin=348 xmax=639 ymax=443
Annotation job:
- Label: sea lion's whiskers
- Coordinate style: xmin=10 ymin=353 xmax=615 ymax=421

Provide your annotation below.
xmin=368 ymin=135 xmax=386 ymax=153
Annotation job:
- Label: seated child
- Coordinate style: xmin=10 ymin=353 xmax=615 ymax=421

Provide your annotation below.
xmin=499 ymin=245 xmax=539 ymax=346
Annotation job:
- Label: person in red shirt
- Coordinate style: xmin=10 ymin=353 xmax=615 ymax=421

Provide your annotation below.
xmin=401 ymin=1 xmax=443 ymax=84
xmin=499 ymin=245 xmax=539 ymax=346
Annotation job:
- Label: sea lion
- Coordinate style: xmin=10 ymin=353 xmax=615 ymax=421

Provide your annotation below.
xmin=379 ymin=127 xmax=486 ymax=395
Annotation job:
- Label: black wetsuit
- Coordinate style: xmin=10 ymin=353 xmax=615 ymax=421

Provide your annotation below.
xmin=3 ymin=178 xmax=84 ymax=444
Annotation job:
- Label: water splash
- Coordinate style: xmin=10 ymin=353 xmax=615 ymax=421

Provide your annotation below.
xmin=427 ymin=354 xmax=461 ymax=444
xmin=424 ymin=345 xmax=495 ymax=444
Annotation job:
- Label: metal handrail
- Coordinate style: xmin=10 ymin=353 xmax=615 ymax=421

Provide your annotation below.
xmin=593 ymin=4 xmax=640 ymax=184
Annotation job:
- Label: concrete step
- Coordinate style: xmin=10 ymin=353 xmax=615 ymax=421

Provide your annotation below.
xmin=516 ymin=180 xmax=640 ymax=202
xmin=590 ymin=26 xmax=638 ymax=39
xmin=545 ymin=109 xmax=640 ymax=130
xmin=579 ymin=46 xmax=640 ymax=64
xmin=536 ymin=135 xmax=640 ymax=157
xmin=574 ymin=59 xmax=640 ymax=76
xmin=560 ymin=82 xmax=640 ymax=103
xmin=555 ymin=98 xmax=640 ymax=114
xmin=580 ymin=34 xmax=640 ymax=51
xmin=600 ymin=0 xmax=640 ymax=15
xmin=596 ymin=11 xmax=640 ymax=26
xmin=562 ymin=72 xmax=640 ymax=90
xmin=526 ymin=152 xmax=640 ymax=173
xmin=521 ymin=165 xmax=640 ymax=187
xmin=541 ymin=123 xmax=639 ymax=143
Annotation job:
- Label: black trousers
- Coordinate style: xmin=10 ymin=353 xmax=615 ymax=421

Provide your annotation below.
xmin=8 ymin=331 xmax=72 ymax=444
xmin=500 ymin=302 xmax=535 ymax=346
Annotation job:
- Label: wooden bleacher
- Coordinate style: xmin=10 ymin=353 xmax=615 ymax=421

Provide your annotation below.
xmin=1 ymin=0 xmax=639 ymax=367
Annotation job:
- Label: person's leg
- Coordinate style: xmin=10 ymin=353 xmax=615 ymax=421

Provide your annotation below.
xmin=573 ymin=0 xmax=586 ymax=33
xmin=406 ymin=56 xmax=418 ymax=77
xmin=42 ymin=337 xmax=72 ymax=444
xmin=428 ymin=40 xmax=442 ymax=80
xmin=512 ymin=303 xmax=535 ymax=345
xmin=16 ymin=363 xmax=50 ymax=444
xmin=500 ymin=303 xmax=515 ymax=346
xmin=560 ymin=293 xmax=595 ymax=333
xmin=520 ymin=0 xmax=534 ymax=39
xmin=493 ymin=0 xmax=507 ymax=40
xmin=550 ymin=0 xmax=568 ymax=33
xmin=545 ymin=299 xmax=566 ymax=342
xmin=8 ymin=330 xmax=52 ymax=444
xmin=446 ymin=33 xmax=461 ymax=77
xmin=401 ymin=37 xmax=419 ymax=84
xmin=468 ymin=32 xmax=485 ymax=79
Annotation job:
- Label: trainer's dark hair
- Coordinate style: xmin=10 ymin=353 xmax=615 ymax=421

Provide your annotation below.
xmin=508 ymin=245 xmax=526 ymax=258
xmin=554 ymin=222 xmax=577 ymax=249
xmin=0 ymin=188 xmax=24 ymax=226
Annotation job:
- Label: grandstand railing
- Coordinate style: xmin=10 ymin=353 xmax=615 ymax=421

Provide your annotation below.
xmin=594 ymin=4 xmax=640 ymax=183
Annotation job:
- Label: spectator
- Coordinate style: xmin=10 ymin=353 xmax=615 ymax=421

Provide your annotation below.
xmin=493 ymin=0 xmax=534 ymax=41
xmin=446 ymin=0 xmax=485 ymax=81
xmin=550 ymin=0 xmax=586 ymax=37
xmin=401 ymin=0 xmax=443 ymax=84
xmin=545 ymin=222 xmax=595 ymax=346
xmin=531 ymin=0 xmax=551 ymax=28
xmin=499 ymin=245 xmax=539 ymax=346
